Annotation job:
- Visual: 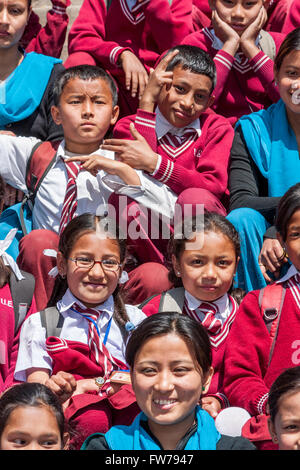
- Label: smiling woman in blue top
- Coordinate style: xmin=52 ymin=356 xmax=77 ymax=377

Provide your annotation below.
xmin=227 ymin=27 xmax=300 ymax=293
xmin=0 ymin=0 xmax=64 ymax=141
xmin=81 ymin=312 xmax=256 ymax=451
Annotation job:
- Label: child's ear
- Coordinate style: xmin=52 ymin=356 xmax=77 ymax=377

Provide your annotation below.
xmin=267 ymin=417 xmax=278 ymax=444
xmin=56 ymin=251 xmax=67 ymax=278
xmin=207 ymin=94 xmax=215 ymax=109
xmin=202 ymin=366 xmax=214 ymax=394
xmin=51 ymin=105 xmax=62 ymax=126
xmin=171 ymin=254 xmax=181 ymax=277
xmin=110 ymin=105 xmax=120 ymax=126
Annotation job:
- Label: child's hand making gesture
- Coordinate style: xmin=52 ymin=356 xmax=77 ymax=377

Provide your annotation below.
xmin=139 ymin=48 xmax=179 ymax=113
xmin=66 ymin=154 xmax=141 ymax=186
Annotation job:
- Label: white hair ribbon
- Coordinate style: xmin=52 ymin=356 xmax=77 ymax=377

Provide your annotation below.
xmin=43 ymin=249 xmax=59 ymax=278
xmin=0 ymin=229 xmax=25 ymax=281
xmin=119 ymin=270 xmax=129 ymax=284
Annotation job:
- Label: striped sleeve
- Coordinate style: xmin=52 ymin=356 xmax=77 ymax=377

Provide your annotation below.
xmin=249 ymin=50 xmax=280 ymax=103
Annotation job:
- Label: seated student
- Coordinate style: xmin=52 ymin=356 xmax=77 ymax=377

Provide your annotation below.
xmin=100 ymin=45 xmax=234 ymax=266
xmin=14 ymin=213 xmax=147 ymax=449
xmin=0 ymin=0 xmax=64 ymax=141
xmin=181 ymin=0 xmax=285 ymax=125
xmin=227 ymin=27 xmax=300 ymax=293
xmin=20 ymin=0 xmax=70 ymax=58
xmin=267 ymin=366 xmax=300 ymax=451
xmin=141 ymin=213 xmax=244 ymax=420
xmin=81 ymin=312 xmax=256 ymax=450
xmin=0 ymin=382 xmax=70 ymax=450
xmin=65 ymin=0 xmax=194 ymax=118
xmin=223 ymin=182 xmax=300 ymax=450
xmin=0 ymin=64 xmax=174 ymax=308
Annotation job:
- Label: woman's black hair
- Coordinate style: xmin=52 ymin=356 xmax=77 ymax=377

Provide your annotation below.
xmin=125 ymin=312 xmax=212 ymax=375
xmin=52 ymin=65 xmax=118 ymax=107
xmin=274 ymin=27 xmax=300 ymax=72
xmin=0 ymin=383 xmax=67 ymax=447
xmin=276 ymin=182 xmax=300 ymax=241
xmin=268 ymin=366 xmax=300 ymax=423
xmin=167 ymin=212 xmax=243 ymax=303
xmin=47 ymin=213 xmax=131 ymax=339
xmin=0 ymin=174 xmax=10 ymax=287
xmin=162 ymin=44 xmax=217 ymax=92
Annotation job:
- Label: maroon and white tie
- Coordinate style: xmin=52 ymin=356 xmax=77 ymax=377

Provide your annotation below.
xmin=198 ymin=302 xmax=222 ymax=336
xmin=59 ymin=160 xmax=81 ymax=234
xmin=164 ymin=129 xmax=198 ymax=147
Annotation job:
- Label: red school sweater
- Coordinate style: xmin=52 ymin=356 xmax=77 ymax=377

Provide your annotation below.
xmin=67 ymin=0 xmax=193 ymax=73
xmin=181 ymin=28 xmax=285 ymax=125
xmin=113 ymin=108 xmax=234 ymax=205
xmin=21 ymin=0 xmax=70 ymax=58
xmin=0 ymin=283 xmax=37 ymax=393
xmin=223 ymin=285 xmax=300 ymax=417
xmin=142 ymin=292 xmax=239 ymax=408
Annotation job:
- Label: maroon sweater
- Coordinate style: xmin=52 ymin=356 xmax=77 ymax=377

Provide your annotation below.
xmin=113 ymin=108 xmax=234 ymax=205
xmin=67 ymin=0 xmax=194 ymax=72
xmin=223 ymin=279 xmax=300 ymax=416
xmin=181 ymin=27 xmax=285 ymax=125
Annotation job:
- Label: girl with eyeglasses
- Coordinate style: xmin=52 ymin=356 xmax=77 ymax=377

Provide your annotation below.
xmin=13 ymin=212 xmax=146 ymax=449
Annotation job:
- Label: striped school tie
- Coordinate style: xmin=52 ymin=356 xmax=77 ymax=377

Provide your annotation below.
xmin=198 ymin=302 xmax=222 ymax=336
xmin=59 ymin=160 xmax=81 ymax=234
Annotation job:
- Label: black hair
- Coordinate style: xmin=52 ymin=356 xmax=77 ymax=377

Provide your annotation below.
xmin=274 ymin=27 xmax=300 ymax=72
xmin=52 ymin=65 xmax=118 ymax=107
xmin=276 ymin=182 xmax=300 ymax=241
xmin=0 ymin=175 xmax=11 ymax=287
xmin=47 ymin=213 xmax=131 ymax=339
xmin=167 ymin=212 xmax=243 ymax=303
xmin=163 ymin=45 xmax=217 ymax=92
xmin=126 ymin=312 xmax=212 ymax=375
xmin=0 ymin=383 xmax=67 ymax=448
xmin=268 ymin=366 xmax=300 ymax=423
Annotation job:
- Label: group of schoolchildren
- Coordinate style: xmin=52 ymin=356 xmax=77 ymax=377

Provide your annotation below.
xmin=1 ymin=0 xmax=300 ymax=452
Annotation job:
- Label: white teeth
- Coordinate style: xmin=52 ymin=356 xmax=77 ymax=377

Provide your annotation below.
xmin=154 ymin=399 xmax=176 ymax=405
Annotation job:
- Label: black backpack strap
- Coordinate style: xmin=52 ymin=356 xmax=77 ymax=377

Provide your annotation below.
xmin=40 ymin=306 xmax=64 ymax=338
xmin=9 ymin=270 xmax=35 ymax=334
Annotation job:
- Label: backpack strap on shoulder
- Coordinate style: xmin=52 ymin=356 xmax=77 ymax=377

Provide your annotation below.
xmin=40 ymin=306 xmax=64 ymax=338
xmin=258 ymin=283 xmax=286 ymax=365
xmin=158 ymin=287 xmax=186 ymax=313
xmin=25 ymin=140 xmax=61 ymax=207
xmin=9 ymin=270 xmax=35 ymax=334
xmin=258 ymin=30 xmax=276 ymax=61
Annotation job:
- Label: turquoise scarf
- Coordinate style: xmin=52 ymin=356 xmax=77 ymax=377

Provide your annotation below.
xmin=0 ymin=52 xmax=62 ymax=128
xmin=237 ymin=99 xmax=300 ymax=198
xmin=103 ymin=406 xmax=221 ymax=450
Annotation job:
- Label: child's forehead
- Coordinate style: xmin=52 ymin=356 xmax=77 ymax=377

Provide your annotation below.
xmin=62 ymin=77 xmax=112 ymax=96
xmin=172 ymin=64 xmax=213 ymax=89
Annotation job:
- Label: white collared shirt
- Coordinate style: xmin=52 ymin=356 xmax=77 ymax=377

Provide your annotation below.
xmin=276 ymin=264 xmax=299 ymax=284
xmin=155 ymin=106 xmax=201 ymax=140
xmin=0 ymin=134 xmax=178 ymax=228
xmin=14 ymin=289 xmax=146 ymax=382
xmin=184 ymin=290 xmax=232 ymax=325
xmin=151 ymin=107 xmax=201 ymax=176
